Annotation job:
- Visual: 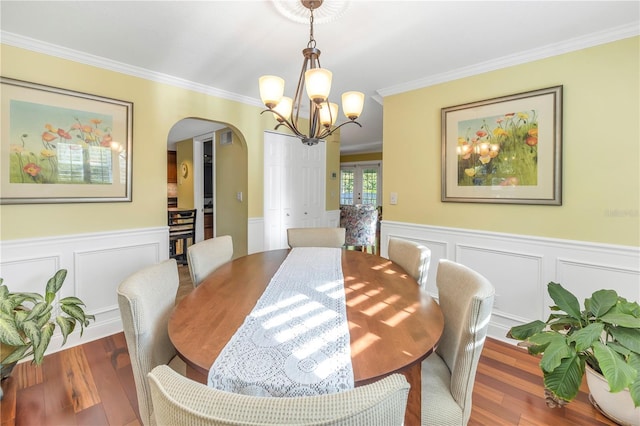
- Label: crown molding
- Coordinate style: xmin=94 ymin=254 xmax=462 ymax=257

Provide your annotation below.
xmin=0 ymin=31 xmax=264 ymax=108
xmin=3 ymin=21 xmax=637 ymax=106
xmin=377 ymin=22 xmax=640 ymax=98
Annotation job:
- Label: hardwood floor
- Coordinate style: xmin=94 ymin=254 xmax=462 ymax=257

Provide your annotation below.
xmin=1 ymin=265 xmax=618 ymax=426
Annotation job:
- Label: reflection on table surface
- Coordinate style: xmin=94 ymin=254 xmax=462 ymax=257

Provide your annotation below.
xmin=168 ymin=249 xmax=444 ymax=385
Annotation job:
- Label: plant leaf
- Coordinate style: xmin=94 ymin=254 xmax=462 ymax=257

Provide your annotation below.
xmin=0 ymin=344 xmax=30 ymax=364
xmin=59 ymin=296 xmax=86 ymax=306
xmin=628 ymin=353 xmax=640 ymax=407
xmin=46 ymin=269 xmax=67 ymax=294
xmin=548 ymin=282 xmax=582 ymax=320
xmin=507 ymin=320 xmax=546 ymax=340
xmin=568 ymin=322 xmax=603 ymax=352
xmin=56 ymin=316 xmax=76 ymax=346
xmin=32 ymin=322 xmax=54 ymax=365
xmin=618 ymin=299 xmax=640 ymax=317
xmin=529 ymin=333 xmax=572 ymax=373
xmin=543 ymin=352 xmax=584 ymax=403
xmin=0 ymin=311 xmax=25 ymax=346
xmin=593 ymin=341 xmax=636 ymax=393
xmin=586 ymin=289 xmax=618 ymax=317
xmin=60 ymin=304 xmax=86 ymax=323
xmin=600 ymin=312 xmax=640 ymax=329
xmin=20 ymin=319 xmax=43 ymax=351
xmin=609 ymin=327 xmax=640 ymax=353
xmin=22 ymin=301 xmax=49 ymax=322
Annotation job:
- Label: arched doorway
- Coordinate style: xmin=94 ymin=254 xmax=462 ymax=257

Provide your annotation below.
xmin=167 ymin=118 xmax=248 ymax=258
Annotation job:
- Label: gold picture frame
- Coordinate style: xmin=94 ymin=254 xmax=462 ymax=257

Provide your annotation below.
xmin=1 ymin=77 xmax=133 ymax=204
xmin=441 ymin=86 xmax=562 ymax=205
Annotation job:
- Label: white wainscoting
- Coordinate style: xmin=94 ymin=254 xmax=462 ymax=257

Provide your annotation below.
xmin=380 ymin=221 xmax=640 ymax=343
xmin=0 ymin=227 xmax=169 ymax=358
xmin=248 ymin=217 xmax=264 ymax=255
xmin=7 ymin=219 xmax=633 ymax=358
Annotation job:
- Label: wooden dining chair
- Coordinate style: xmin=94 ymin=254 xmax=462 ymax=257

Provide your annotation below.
xmin=148 ymin=364 xmax=410 ymax=426
xmin=187 ymin=235 xmax=233 ymax=287
xmin=286 ymin=227 xmax=346 ymax=248
xmin=168 ymin=209 xmax=197 ymax=265
xmin=387 ymin=237 xmax=431 ymax=290
xmin=421 ymin=260 xmax=495 ymax=426
xmin=117 ymin=259 xmax=187 ymax=426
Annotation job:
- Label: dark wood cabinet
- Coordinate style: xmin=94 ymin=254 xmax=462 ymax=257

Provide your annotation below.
xmin=204 ymin=213 xmax=213 ymax=240
xmin=167 ymin=151 xmax=177 ymax=183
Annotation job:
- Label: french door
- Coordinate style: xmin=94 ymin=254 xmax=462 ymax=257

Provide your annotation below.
xmin=340 ymin=162 xmax=381 ymax=206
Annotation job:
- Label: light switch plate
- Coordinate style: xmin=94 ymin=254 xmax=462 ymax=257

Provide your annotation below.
xmin=390 ymin=192 xmax=398 ymax=205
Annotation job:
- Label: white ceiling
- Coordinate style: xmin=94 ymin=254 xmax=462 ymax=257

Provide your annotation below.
xmin=2 ymin=1 xmax=638 ymax=154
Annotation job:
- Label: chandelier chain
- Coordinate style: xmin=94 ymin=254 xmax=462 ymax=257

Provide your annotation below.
xmin=308 ymin=6 xmax=316 ymax=49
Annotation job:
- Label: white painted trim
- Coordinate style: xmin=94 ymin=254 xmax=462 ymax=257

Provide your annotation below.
xmin=377 ymin=23 xmax=639 ymax=97
xmin=4 ymin=21 xmax=637 ymax=104
xmin=0 ymin=31 xmax=263 ymax=108
xmin=380 ymin=220 xmax=640 ymax=344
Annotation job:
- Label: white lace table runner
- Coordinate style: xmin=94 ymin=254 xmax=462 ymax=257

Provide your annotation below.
xmin=208 ymin=247 xmax=354 ymax=397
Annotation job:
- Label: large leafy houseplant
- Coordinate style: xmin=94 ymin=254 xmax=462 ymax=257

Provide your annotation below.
xmin=0 ymin=269 xmax=95 ymax=369
xmin=507 ymin=282 xmax=640 ymax=408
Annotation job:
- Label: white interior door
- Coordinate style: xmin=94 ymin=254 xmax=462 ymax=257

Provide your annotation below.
xmin=264 ymin=131 xmax=326 ymax=250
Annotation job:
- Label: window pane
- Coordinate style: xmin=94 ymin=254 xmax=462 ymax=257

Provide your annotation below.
xmin=361 ymin=168 xmax=378 ymax=205
xmin=340 ymin=169 xmax=354 ymax=205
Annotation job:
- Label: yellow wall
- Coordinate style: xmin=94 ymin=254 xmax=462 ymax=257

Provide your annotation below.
xmin=176 ymin=139 xmax=194 ymax=209
xmin=340 ymin=152 xmax=382 ymax=163
xmin=325 ymin=132 xmax=341 ymax=211
xmin=215 ymin=128 xmax=248 ymax=257
xmin=383 ymin=37 xmax=639 ymax=247
xmin=0 ymin=44 xmax=340 ymax=242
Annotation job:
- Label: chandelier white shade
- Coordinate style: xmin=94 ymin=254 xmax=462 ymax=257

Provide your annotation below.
xmin=259 ymin=0 xmax=364 ymax=146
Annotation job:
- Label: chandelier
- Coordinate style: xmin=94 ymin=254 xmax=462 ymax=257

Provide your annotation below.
xmin=258 ymin=0 xmax=364 ymax=146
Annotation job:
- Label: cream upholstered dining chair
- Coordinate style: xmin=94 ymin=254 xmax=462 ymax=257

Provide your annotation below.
xmin=387 ymin=237 xmax=431 ymax=290
xmin=117 ymin=259 xmax=187 ymax=426
xmin=187 ymin=235 xmax=233 ymax=287
xmin=287 ymin=227 xmax=346 ymax=248
xmin=421 ymin=260 xmax=495 ymax=426
xmin=148 ymin=364 xmax=409 ymax=426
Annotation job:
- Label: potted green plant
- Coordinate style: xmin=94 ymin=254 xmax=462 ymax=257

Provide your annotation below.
xmin=507 ymin=282 xmax=639 ymax=424
xmin=0 ymin=269 xmax=95 ymax=375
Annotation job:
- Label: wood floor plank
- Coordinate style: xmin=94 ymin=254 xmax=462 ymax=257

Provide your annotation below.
xmin=14 ymin=360 xmax=42 ymax=390
xmin=75 ymin=403 xmax=110 ymax=426
xmin=81 ymin=336 xmax=140 ymax=426
xmin=60 ymin=345 xmax=101 ymax=413
xmin=0 ymin=376 xmax=17 ymax=426
xmin=42 ymin=351 xmax=75 ymax=417
xmin=15 ymin=382 xmax=45 ymax=426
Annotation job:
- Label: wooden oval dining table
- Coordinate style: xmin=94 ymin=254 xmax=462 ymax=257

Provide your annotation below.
xmin=168 ymin=248 xmax=444 ymax=425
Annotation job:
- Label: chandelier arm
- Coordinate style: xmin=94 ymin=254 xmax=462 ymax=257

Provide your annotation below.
xmin=291 ymin=56 xmax=310 ymax=134
xmin=260 ymin=109 xmax=305 ymax=138
xmin=317 ymin=119 xmax=363 ymax=140
xmin=310 ymin=102 xmax=321 ymax=139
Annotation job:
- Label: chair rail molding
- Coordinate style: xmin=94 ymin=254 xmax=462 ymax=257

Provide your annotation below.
xmin=380 ymin=220 xmax=640 ymax=344
xmin=0 ymin=227 xmax=169 ymax=357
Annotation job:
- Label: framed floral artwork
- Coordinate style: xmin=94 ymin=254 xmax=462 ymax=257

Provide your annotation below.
xmin=1 ymin=77 xmax=133 ymax=204
xmin=441 ymin=86 xmax=562 ymax=205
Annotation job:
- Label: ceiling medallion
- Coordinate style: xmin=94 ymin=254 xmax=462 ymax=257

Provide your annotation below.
xmin=273 ymin=0 xmax=350 ymax=25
